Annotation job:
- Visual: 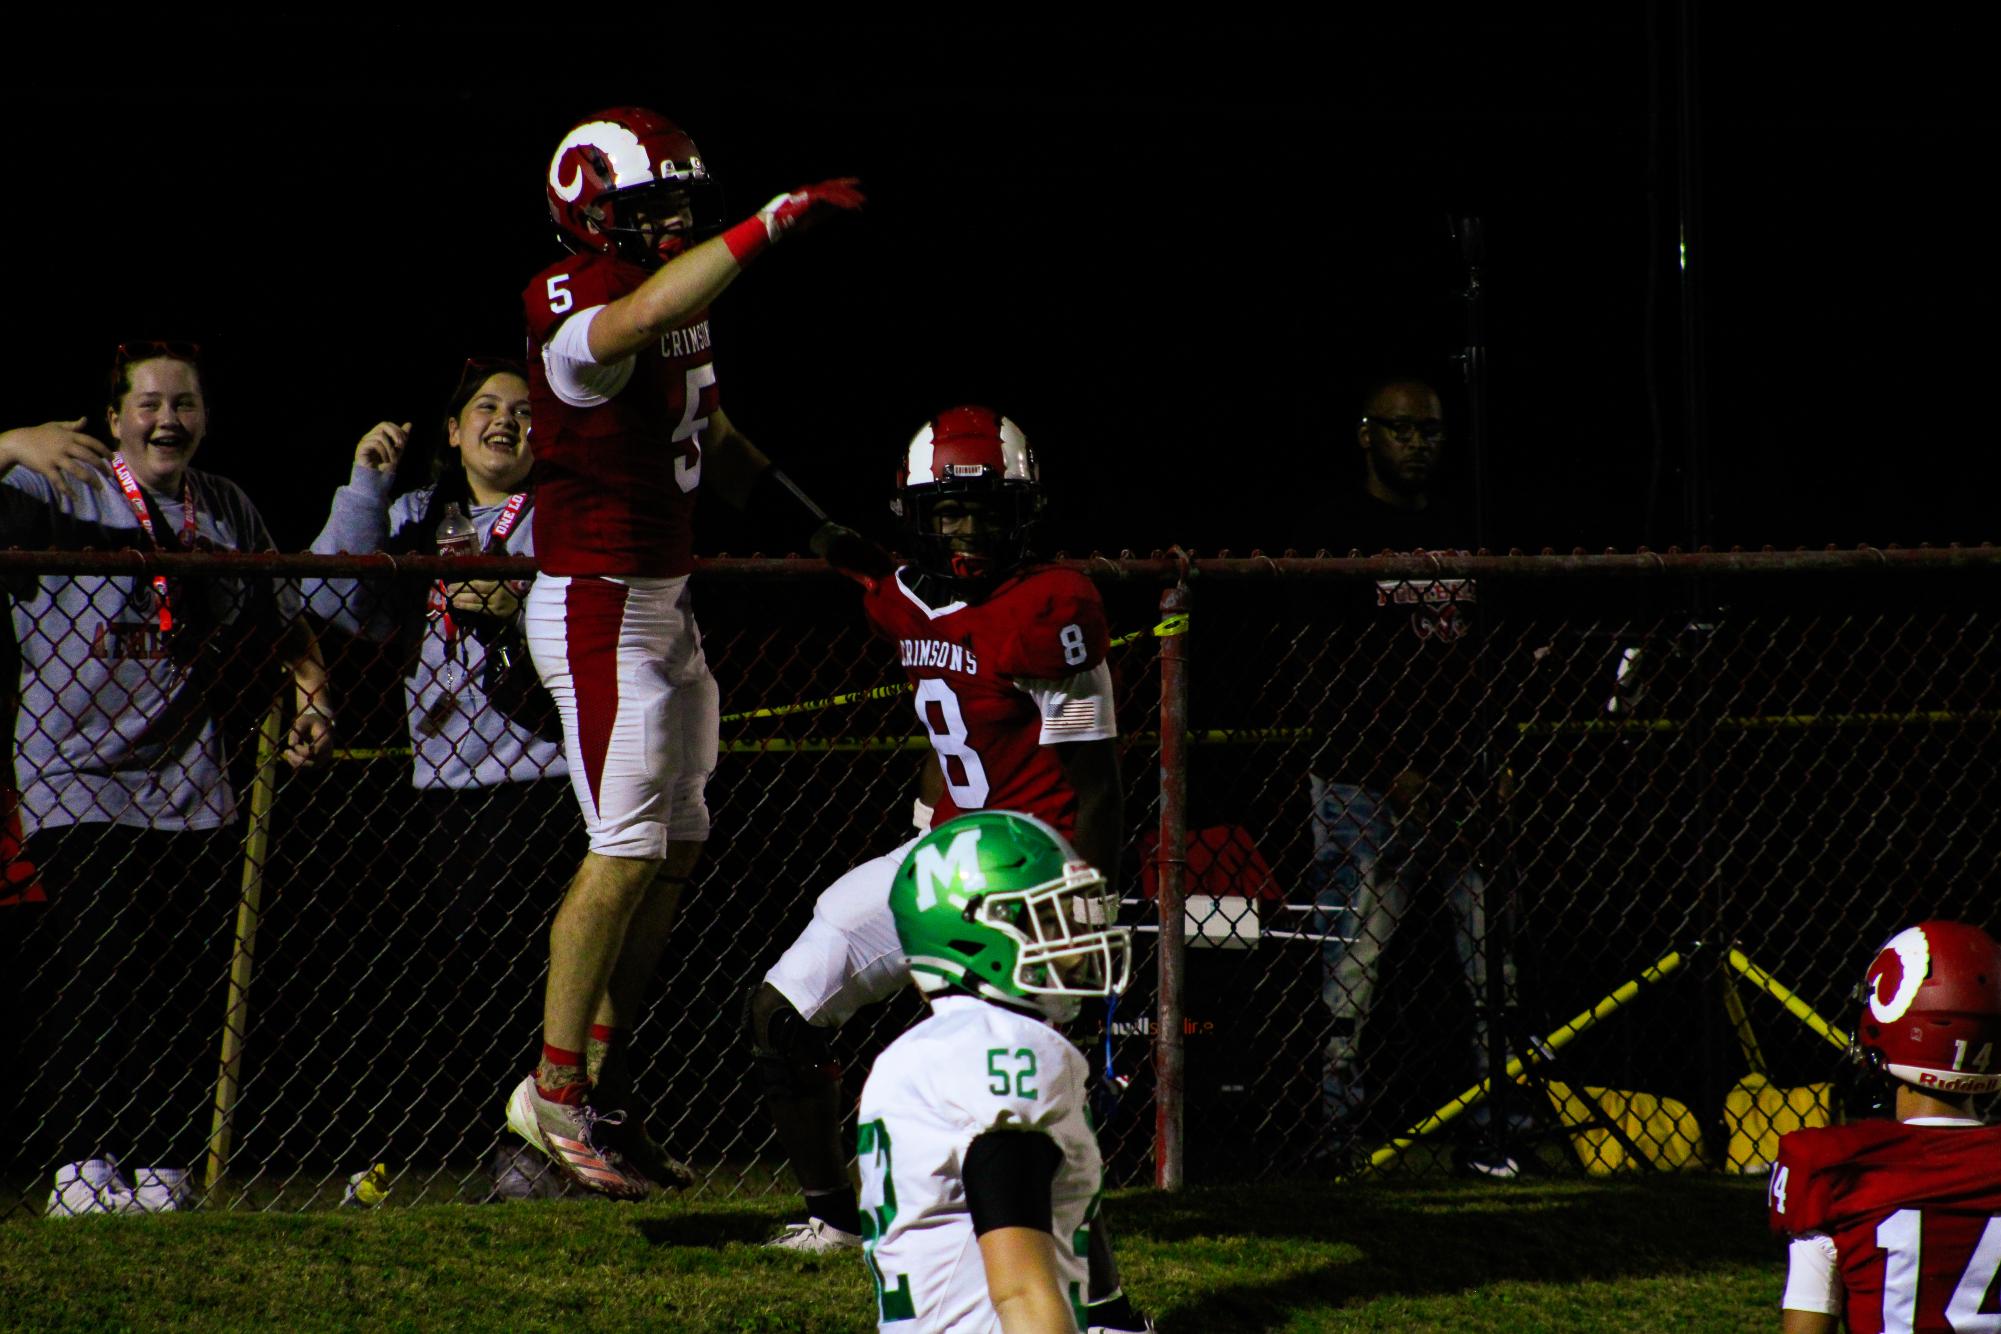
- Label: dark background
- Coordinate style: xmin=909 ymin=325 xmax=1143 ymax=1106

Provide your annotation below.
xmin=3 ymin=12 xmax=1995 ymax=556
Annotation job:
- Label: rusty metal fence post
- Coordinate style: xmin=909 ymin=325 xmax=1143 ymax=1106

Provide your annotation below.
xmin=204 ymin=693 xmax=288 ymax=1196
xmin=1153 ymin=580 xmax=1191 ymax=1190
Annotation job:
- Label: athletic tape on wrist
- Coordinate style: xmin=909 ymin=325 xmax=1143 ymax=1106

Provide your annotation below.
xmin=723 ymin=216 xmax=769 ymax=264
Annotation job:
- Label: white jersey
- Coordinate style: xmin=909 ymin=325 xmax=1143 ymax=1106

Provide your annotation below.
xmin=856 ymin=995 xmax=1100 ymax=1333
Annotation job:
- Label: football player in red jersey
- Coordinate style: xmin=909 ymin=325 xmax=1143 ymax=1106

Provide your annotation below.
xmin=1769 ymin=919 xmax=2001 ymax=1333
xmin=748 ymin=407 xmax=1150 ymax=1333
xmin=505 ymin=107 xmax=863 ymax=1199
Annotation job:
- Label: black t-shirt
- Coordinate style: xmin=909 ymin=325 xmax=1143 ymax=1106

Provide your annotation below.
xmin=1330 ymin=492 xmax=1469 ymax=556
xmin=1312 ymin=490 xmax=1485 ymax=803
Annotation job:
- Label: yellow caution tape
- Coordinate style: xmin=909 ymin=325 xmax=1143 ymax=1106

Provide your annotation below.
xmin=1520 ymin=709 xmax=2001 ymax=738
xmin=721 ymin=683 xmax=911 ymax=724
xmin=330 ymin=617 xmax=1215 ymax=758
xmin=719 ymin=618 xmax=1187 ymax=724
xmin=1361 ymin=949 xmax=1687 ymax=1174
xmin=333 ymin=727 xmax=1314 ymax=764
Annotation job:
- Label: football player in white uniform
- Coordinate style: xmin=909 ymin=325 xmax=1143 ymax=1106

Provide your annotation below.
xmin=858 ymin=810 xmax=1131 ymax=1333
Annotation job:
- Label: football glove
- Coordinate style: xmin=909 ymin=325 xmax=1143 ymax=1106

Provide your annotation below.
xmin=724 ymin=178 xmax=865 ymax=263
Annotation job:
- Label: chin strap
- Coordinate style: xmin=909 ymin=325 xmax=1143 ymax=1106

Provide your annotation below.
xmin=1093 ymin=991 xmax=1131 ymax=1126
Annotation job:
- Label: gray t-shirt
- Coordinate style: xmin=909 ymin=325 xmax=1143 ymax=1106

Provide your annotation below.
xmin=1 ymin=462 xmax=295 ymax=835
xmin=308 ymin=464 xmax=564 ymax=790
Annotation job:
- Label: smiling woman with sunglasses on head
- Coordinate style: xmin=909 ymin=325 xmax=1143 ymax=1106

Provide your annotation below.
xmin=309 ymin=357 xmax=565 ymax=789
xmin=306 ymin=358 xmax=582 ymax=1174
xmin=0 ymin=340 xmax=334 ymax=1208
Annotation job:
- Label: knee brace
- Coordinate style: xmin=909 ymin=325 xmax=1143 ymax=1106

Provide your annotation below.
xmin=745 ymin=982 xmax=841 ymax=1098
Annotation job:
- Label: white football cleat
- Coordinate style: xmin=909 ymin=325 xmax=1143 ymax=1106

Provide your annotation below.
xmin=130 ymin=1166 xmax=192 ymax=1213
xmin=765 ymin=1217 xmax=865 ymax=1253
xmin=47 ymin=1158 xmax=138 ymax=1218
xmin=504 ymin=1075 xmax=650 ymax=1201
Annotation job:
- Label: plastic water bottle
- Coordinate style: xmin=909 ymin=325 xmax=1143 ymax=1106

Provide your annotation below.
xmin=435 ymin=502 xmax=477 ymax=559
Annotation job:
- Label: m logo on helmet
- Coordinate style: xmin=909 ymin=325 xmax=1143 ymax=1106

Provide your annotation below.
xmin=911 ymin=828 xmax=985 ymax=911
xmin=1868 ymin=925 xmax=1932 ymax=1024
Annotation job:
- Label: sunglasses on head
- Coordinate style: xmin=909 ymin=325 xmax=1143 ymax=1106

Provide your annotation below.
xmin=453 ymin=355 xmax=528 ymax=397
xmin=114 ymin=340 xmax=202 ymax=368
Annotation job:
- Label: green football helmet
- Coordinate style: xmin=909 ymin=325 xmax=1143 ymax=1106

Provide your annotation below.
xmin=891 ymin=811 xmax=1131 ymax=1022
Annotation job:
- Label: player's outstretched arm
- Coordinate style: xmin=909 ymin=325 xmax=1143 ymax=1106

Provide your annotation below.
xmin=978 ymin=1227 xmax=1073 ymax=1334
xmin=586 ymin=234 xmax=746 ymax=363
xmin=1781 ymin=1309 xmax=1837 ymax=1334
xmin=586 ymin=179 xmax=864 ymax=365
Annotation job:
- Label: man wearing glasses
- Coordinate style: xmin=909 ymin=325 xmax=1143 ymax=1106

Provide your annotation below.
xmin=1351 ymin=378 xmax=1456 ymax=550
xmin=1306 ymin=374 xmax=1521 ymax=1179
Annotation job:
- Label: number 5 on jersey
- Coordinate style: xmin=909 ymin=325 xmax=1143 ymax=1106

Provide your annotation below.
xmin=671 ymin=363 xmax=714 ymax=493
xmin=543 ymin=272 xmax=709 ymax=495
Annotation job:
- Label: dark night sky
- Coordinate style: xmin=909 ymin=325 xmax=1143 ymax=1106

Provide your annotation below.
xmin=5 ymin=13 xmax=1997 ymax=555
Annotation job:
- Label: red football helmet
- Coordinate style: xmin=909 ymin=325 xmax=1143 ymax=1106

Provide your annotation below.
xmin=546 ymin=108 xmax=726 ymax=267
xmin=890 ymin=406 xmax=1043 ymax=585
xmin=1854 ymin=919 xmax=2001 ymax=1097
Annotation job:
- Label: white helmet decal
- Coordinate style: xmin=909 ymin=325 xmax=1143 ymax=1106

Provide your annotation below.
xmin=1869 ymin=924 xmax=1932 ymax=1024
xmin=902 ymin=411 xmax=1034 ymax=486
xmin=905 ymin=422 xmax=936 ymax=486
xmin=549 ymin=120 xmax=654 ymax=204
xmin=995 ymin=415 xmax=1032 ymax=481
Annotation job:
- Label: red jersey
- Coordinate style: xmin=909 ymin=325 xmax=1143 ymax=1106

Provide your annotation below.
xmin=522 ymin=251 xmax=720 ymax=577
xmin=864 ymin=566 xmax=1114 ymax=837
xmin=1769 ymin=1119 xmax=2001 ymax=1333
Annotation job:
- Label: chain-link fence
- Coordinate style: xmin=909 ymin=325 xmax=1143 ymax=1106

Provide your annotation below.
xmin=1134 ymin=549 xmax=2001 ymax=1187
xmin=4 ymin=548 xmax=1997 ymax=1219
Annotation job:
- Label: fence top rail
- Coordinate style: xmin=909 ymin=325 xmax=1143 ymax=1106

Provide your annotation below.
xmin=1168 ymin=545 xmax=2001 ymax=578
xmin=0 ymin=545 xmax=1994 ymax=579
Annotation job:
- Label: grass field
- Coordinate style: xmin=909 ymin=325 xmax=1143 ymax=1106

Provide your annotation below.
xmin=0 ymin=1175 xmax=1782 ymax=1332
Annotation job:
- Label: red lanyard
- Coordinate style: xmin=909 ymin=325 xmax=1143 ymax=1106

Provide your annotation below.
xmin=487 ymin=492 xmax=528 ymax=547
xmin=109 ymin=455 xmax=196 ymax=634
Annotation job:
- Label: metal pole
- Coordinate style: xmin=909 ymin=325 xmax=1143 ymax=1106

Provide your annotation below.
xmin=1153 ymin=583 xmax=1191 ymax=1190
xmin=204 ymin=695 xmax=286 ymax=1197
xmin=1726 ymin=949 xmax=1851 ymax=1051
xmin=1451 ymin=214 xmax=1490 ymax=553
xmin=1363 ymin=948 xmax=1688 ymax=1172
xmin=1676 ymin=0 xmax=1711 ymax=551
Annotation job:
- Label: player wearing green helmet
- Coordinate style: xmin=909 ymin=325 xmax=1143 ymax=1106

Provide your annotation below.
xmin=857 ymin=812 xmax=1130 ymax=1332
xmin=890 ymin=810 xmax=1130 ymax=1023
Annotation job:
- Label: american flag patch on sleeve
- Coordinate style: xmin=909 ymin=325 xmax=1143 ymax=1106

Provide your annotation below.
xmin=1043 ymin=697 xmax=1102 ymax=736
